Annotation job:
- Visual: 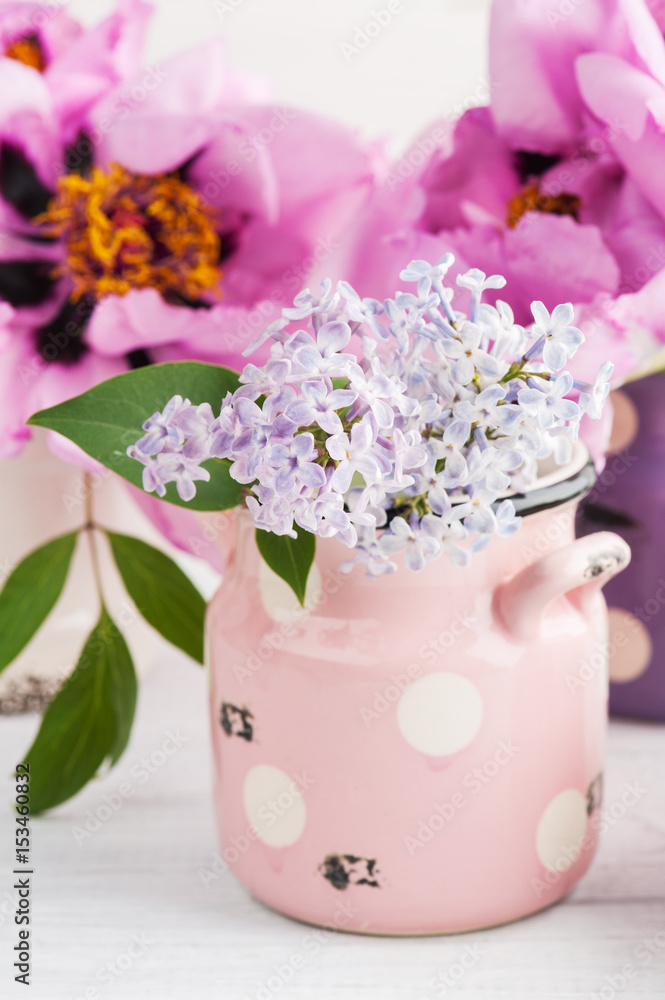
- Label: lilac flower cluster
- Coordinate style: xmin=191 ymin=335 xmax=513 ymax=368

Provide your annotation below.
xmin=128 ymin=254 xmax=613 ymax=576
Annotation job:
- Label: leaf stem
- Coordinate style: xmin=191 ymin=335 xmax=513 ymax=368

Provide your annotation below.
xmin=84 ymin=472 xmax=104 ymax=610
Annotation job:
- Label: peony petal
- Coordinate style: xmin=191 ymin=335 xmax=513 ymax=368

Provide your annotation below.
xmin=90 ymin=39 xmax=259 ymax=173
xmin=46 ymin=0 xmax=152 ymax=138
xmin=87 ymin=289 xmax=277 ymax=373
xmin=577 ymin=51 xmax=665 ymax=220
xmin=188 ymin=117 xmax=280 ymax=224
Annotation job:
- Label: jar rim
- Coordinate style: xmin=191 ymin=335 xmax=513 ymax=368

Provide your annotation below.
xmin=507 ymin=441 xmax=595 ymax=517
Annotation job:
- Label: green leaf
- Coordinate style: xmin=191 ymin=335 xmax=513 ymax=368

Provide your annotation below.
xmin=28 ymin=361 xmax=242 ymax=511
xmin=25 ymin=607 xmax=137 ymax=813
xmin=106 ymin=530 xmax=206 ymax=664
xmin=0 ymin=532 xmax=78 ymax=673
xmin=255 ymin=528 xmax=315 ymax=607
xmin=106 ymin=618 xmax=139 ymax=766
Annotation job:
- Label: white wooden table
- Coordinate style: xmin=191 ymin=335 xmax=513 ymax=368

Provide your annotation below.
xmin=1 ymin=655 xmax=664 ymax=1000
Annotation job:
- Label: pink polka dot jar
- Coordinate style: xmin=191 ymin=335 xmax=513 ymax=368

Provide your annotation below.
xmin=207 ymin=446 xmax=630 ymax=935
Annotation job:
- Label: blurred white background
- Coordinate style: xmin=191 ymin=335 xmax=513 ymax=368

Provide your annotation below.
xmin=69 ymin=0 xmax=492 ymax=152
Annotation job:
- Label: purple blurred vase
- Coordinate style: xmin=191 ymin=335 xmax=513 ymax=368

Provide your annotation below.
xmin=578 ymin=374 xmax=665 ymax=720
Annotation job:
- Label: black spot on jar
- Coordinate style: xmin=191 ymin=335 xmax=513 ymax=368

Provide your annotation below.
xmin=220 ymin=702 xmax=254 ymax=741
xmin=320 ymin=854 xmax=381 ymax=890
xmin=587 ymin=773 xmax=603 ymax=815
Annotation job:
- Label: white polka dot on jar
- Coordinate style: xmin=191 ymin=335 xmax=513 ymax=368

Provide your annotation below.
xmin=397 ymin=672 xmax=483 ymax=757
xmin=259 ymin=559 xmax=323 ymax=623
xmin=608 ymin=608 xmax=652 ymax=683
xmin=243 ymin=764 xmax=307 ymax=848
xmin=536 ymin=789 xmax=588 ymax=872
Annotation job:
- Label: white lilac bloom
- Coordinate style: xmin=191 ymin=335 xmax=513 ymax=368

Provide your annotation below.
xmin=351 ymin=357 xmax=420 ymax=428
xmin=575 ymin=361 xmax=614 ymax=420
xmin=440 ymin=322 xmax=506 ymax=386
xmin=282 ymin=278 xmax=339 ymax=322
xmin=129 ymin=449 xmax=211 ymax=502
xmin=290 ymin=321 xmax=362 ymax=380
xmin=268 ymin=433 xmax=327 ymax=497
xmin=338 ymin=281 xmax=387 ymax=340
xmin=526 ymin=301 xmax=584 ymax=371
xmin=400 ymin=253 xmax=456 ymax=313
xmin=134 ymin=395 xmax=190 ymax=455
xmin=518 ymin=373 xmax=581 ymax=430
xmin=481 ymin=300 xmax=528 ymax=360
xmin=283 ymin=380 xmax=358 ymax=435
xmin=419 ymin=513 xmax=470 ymax=568
xmin=456 ymin=268 xmax=507 ymax=322
xmin=127 ymin=254 xmax=614 ymax=577
xmin=326 ymin=418 xmax=391 ymax=494
xmin=378 ymin=512 xmax=442 ymax=573
xmin=177 ymin=403 xmax=218 ymax=461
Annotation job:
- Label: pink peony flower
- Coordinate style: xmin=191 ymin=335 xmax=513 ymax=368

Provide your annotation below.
xmin=488 ymin=0 xmax=665 ymax=154
xmin=0 ymin=0 xmax=151 ymax=138
xmin=335 ymin=0 xmax=665 ymax=389
xmin=0 ymin=30 xmax=378 ymax=462
xmin=0 ymin=7 xmax=379 ymax=566
xmin=338 ymin=108 xmax=625 ymax=326
xmin=488 ymin=0 xmax=665 ymax=300
xmin=0 ymin=0 xmax=152 ymax=459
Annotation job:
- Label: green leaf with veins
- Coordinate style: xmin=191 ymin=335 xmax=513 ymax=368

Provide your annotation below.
xmin=28 ymin=362 xmax=242 ymax=511
xmin=25 ymin=607 xmax=137 ymax=813
xmin=255 ymin=528 xmax=315 ymax=607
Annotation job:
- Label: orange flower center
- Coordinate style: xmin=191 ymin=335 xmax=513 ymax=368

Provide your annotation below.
xmin=36 ymin=163 xmax=221 ymax=303
xmin=506 ymin=182 xmax=581 ymax=230
xmin=5 ymin=34 xmax=46 ymax=72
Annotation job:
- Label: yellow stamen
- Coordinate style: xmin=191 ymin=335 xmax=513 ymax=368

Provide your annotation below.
xmin=507 ymin=182 xmax=581 ymax=230
xmin=5 ymin=35 xmax=46 ymax=72
xmin=35 ymin=163 xmax=221 ymax=303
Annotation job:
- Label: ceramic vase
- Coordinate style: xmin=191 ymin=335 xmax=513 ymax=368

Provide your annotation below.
xmin=207 ymin=447 xmax=629 ymax=934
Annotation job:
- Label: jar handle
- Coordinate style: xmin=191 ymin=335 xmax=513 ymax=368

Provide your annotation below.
xmin=495 ymin=531 xmax=631 ymax=641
